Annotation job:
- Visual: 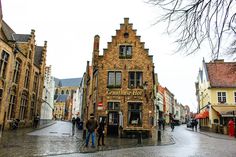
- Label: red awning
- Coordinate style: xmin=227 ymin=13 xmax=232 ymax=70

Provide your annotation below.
xmin=195 ymin=110 xmax=209 ymax=119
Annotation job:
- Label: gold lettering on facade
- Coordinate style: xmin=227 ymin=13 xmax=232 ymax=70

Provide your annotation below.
xmin=107 ymin=90 xmax=143 ymax=96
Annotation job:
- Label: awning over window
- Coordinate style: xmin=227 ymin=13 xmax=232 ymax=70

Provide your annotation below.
xmin=195 ymin=110 xmax=209 ymax=119
xmin=212 ymin=105 xmax=236 ymax=115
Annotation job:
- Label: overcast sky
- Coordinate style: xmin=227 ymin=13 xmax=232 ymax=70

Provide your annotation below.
xmin=2 ymin=0 xmax=215 ymax=112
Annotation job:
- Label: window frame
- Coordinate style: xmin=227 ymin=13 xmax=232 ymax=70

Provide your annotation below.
xmin=128 ymin=71 xmax=143 ymax=88
xmin=19 ymin=93 xmax=28 ymax=120
xmin=107 ymin=71 xmax=121 ymax=88
xmin=119 ymin=45 xmax=132 ymax=59
xmin=217 ymin=92 xmax=227 ymax=103
xmin=0 ymin=50 xmax=10 ymax=79
xmin=108 ymin=102 xmax=120 ymax=110
xmin=128 ymin=102 xmax=142 ymax=127
xmin=8 ymin=92 xmax=16 ymax=120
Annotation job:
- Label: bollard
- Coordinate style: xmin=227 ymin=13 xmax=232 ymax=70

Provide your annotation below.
xmin=137 ymin=131 xmax=142 ymax=144
xmin=158 ymin=130 xmax=161 ymax=142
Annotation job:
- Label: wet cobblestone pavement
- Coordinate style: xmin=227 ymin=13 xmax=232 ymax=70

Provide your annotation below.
xmin=0 ymin=121 xmax=174 ymax=157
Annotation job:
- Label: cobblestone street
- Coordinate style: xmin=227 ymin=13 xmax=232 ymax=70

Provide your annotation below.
xmin=1 ymin=121 xmax=236 ymax=157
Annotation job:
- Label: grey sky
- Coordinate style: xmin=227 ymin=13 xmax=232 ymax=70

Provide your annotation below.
xmin=2 ymin=0 xmax=214 ymax=112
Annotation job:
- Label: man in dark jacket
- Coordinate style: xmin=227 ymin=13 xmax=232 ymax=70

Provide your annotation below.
xmin=85 ymin=113 xmax=98 ymax=148
xmin=97 ymin=118 xmax=105 ymax=146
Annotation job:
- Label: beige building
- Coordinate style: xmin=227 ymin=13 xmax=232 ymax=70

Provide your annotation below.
xmin=0 ymin=19 xmax=46 ymax=131
xmin=86 ymin=18 xmax=156 ymax=137
xmin=196 ymin=59 xmax=236 ymax=133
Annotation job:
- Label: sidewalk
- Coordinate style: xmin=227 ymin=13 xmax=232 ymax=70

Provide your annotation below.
xmin=79 ymin=127 xmax=175 ymax=153
xmin=198 ymin=130 xmax=236 ymax=140
xmin=187 ymin=127 xmax=236 ymax=141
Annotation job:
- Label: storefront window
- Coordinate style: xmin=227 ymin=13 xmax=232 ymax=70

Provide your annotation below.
xmin=128 ymin=102 xmax=142 ymax=126
xmin=108 ymin=102 xmax=120 ymax=110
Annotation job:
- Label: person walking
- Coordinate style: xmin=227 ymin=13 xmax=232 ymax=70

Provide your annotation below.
xmin=162 ymin=118 xmax=165 ymax=130
xmin=75 ymin=116 xmax=81 ymax=130
xmin=72 ymin=117 xmax=76 ymax=136
xmin=85 ymin=113 xmax=98 ymax=148
xmin=170 ymin=119 xmax=175 ymax=131
xmin=194 ymin=119 xmax=198 ymax=131
xmin=97 ymin=118 xmax=105 ymax=146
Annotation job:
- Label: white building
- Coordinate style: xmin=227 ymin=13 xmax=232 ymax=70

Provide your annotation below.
xmin=72 ymin=87 xmax=83 ymax=118
xmin=40 ymin=66 xmax=55 ymax=124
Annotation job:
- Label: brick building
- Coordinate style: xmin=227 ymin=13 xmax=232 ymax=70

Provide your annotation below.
xmin=0 ymin=19 xmax=46 ymax=131
xmin=86 ymin=18 xmax=155 ymax=137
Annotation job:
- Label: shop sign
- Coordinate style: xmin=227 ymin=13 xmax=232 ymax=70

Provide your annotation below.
xmin=107 ymin=90 xmax=143 ymax=96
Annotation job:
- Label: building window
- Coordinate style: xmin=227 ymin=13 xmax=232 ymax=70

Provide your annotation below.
xmin=234 ymin=92 xmax=236 ymax=104
xmin=108 ymin=102 xmax=120 ymax=110
xmin=12 ymin=59 xmax=21 ymax=84
xmin=8 ymin=93 xmax=16 ymax=119
xmin=19 ymin=93 xmax=28 ymax=120
xmin=107 ymin=71 xmax=121 ymax=88
xmin=66 ymin=90 xmax=69 ymax=94
xmin=217 ymin=92 xmax=226 ymax=103
xmin=0 ymin=51 xmax=9 ymax=79
xmin=61 ymin=90 xmax=64 ymax=94
xmin=128 ymin=71 xmax=143 ymax=88
xmin=24 ymin=66 xmax=30 ymax=89
xmin=30 ymin=95 xmax=36 ymax=120
xmin=128 ymin=102 xmax=142 ymax=126
xmin=108 ymin=112 xmax=118 ymax=125
xmin=119 ymin=45 xmax=132 ymax=58
xmin=0 ymin=89 xmax=3 ymax=112
xmin=33 ymin=73 xmax=39 ymax=92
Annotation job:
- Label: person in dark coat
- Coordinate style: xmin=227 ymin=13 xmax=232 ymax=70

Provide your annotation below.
xmin=75 ymin=116 xmax=81 ymax=130
xmin=85 ymin=113 xmax=98 ymax=148
xmin=97 ymin=118 xmax=105 ymax=146
xmin=72 ymin=117 xmax=76 ymax=136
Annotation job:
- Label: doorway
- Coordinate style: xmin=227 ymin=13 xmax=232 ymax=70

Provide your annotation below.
xmin=107 ymin=111 xmax=119 ymax=136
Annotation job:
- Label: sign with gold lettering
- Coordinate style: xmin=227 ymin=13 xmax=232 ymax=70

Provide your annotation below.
xmin=107 ymin=90 xmax=143 ymax=96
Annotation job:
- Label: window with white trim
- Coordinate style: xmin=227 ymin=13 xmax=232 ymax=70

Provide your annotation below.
xmin=107 ymin=71 xmax=121 ymax=88
xmin=217 ymin=92 xmax=226 ymax=103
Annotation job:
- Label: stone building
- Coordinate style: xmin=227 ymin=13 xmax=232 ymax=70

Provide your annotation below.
xmin=41 ymin=65 xmax=55 ymax=125
xmin=87 ymin=18 xmax=155 ymax=137
xmin=0 ymin=19 xmax=46 ymax=131
xmin=54 ymin=78 xmax=82 ymax=120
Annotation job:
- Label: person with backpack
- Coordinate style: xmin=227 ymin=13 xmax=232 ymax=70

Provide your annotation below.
xmin=85 ymin=113 xmax=98 ymax=148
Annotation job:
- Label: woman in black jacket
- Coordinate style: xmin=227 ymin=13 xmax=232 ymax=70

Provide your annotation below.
xmin=97 ymin=118 xmax=105 ymax=146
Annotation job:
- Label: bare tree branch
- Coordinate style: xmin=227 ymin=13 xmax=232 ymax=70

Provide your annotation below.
xmin=147 ymin=0 xmax=236 ymax=59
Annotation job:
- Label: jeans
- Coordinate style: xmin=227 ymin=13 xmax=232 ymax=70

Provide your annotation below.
xmin=85 ymin=131 xmax=95 ymax=146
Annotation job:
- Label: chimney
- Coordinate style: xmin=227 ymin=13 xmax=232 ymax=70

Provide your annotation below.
xmin=92 ymin=35 xmax=100 ymax=68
